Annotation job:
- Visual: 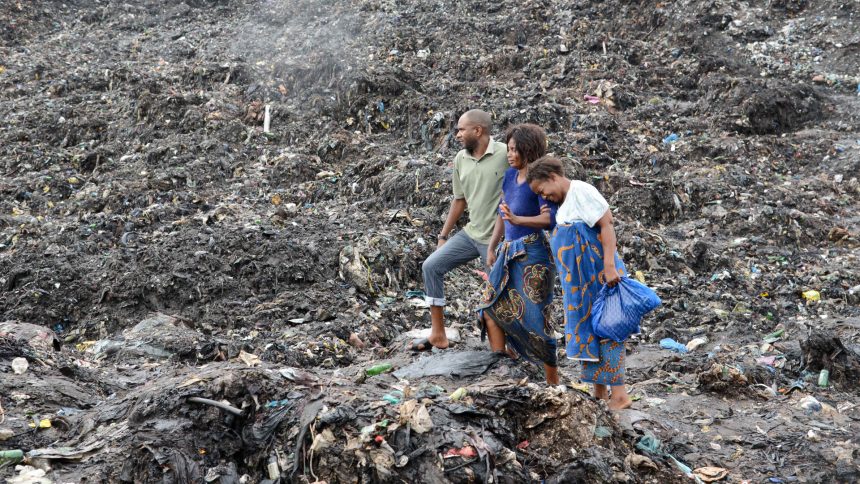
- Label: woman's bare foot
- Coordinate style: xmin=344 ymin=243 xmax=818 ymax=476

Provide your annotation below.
xmin=608 ymin=396 xmax=633 ymax=410
xmin=607 ymin=384 xmax=632 ymax=410
xmin=593 ymin=384 xmax=609 ymax=400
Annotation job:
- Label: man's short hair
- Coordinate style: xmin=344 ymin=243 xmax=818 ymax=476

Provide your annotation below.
xmin=462 ymin=109 xmax=492 ymax=131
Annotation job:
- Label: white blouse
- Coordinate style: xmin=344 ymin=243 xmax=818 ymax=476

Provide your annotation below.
xmin=556 ymin=180 xmax=609 ymax=227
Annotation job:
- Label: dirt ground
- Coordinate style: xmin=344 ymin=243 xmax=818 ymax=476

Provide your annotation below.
xmin=1 ymin=0 xmax=858 ymax=482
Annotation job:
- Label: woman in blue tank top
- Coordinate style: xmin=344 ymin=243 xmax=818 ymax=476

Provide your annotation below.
xmin=477 ymin=124 xmax=560 ymax=384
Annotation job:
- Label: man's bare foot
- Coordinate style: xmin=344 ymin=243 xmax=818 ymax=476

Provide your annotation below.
xmin=410 ymin=335 xmax=449 ymax=351
xmin=608 ymin=397 xmax=633 ymax=410
xmin=428 ymin=333 xmax=449 ymax=349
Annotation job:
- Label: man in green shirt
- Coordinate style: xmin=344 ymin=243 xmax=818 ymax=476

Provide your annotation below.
xmin=413 ymin=109 xmax=508 ymax=351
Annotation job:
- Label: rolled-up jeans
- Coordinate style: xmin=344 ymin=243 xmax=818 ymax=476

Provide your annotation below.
xmin=422 ymin=230 xmax=488 ymax=307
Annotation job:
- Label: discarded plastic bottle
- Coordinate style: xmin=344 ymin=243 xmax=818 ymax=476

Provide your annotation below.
xmin=366 ymin=363 xmax=393 ymax=376
xmin=763 ymin=324 xmax=785 ymax=343
xmin=266 ymin=454 xmax=280 ymax=480
xmin=817 ymin=369 xmax=829 ymax=388
xmin=0 ymin=449 xmax=24 ymax=465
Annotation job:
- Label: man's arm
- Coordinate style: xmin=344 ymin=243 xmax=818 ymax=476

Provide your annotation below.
xmin=438 ymin=198 xmax=467 ymax=248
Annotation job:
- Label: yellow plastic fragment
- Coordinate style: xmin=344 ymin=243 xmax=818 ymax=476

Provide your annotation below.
xmin=29 ymin=419 xmax=52 ymax=429
xmin=449 ymin=387 xmax=467 ymax=401
xmin=75 ymin=340 xmax=97 ymax=352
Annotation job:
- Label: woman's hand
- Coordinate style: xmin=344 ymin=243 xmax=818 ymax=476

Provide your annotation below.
xmin=487 ymin=245 xmax=497 ymax=267
xmin=604 ymin=264 xmax=621 ymax=287
xmin=499 ymin=203 xmax=521 ymax=225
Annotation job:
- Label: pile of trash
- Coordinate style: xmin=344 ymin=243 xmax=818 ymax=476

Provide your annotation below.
xmin=2 ymin=318 xmax=686 ymax=482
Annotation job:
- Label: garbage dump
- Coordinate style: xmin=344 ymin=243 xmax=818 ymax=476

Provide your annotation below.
xmin=1 ymin=0 xmax=859 ymax=482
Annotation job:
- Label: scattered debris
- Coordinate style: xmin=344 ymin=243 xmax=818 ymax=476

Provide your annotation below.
xmin=0 ymin=0 xmax=858 ymax=482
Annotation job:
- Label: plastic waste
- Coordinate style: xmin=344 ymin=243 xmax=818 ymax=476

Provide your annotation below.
xmin=636 ymin=431 xmax=662 ymax=453
xmin=660 ymin=338 xmax=689 ymax=354
xmin=11 ymin=357 xmax=28 ymax=375
xmin=757 ymin=356 xmax=785 ymax=368
xmin=662 ymin=133 xmax=679 ymax=144
xmin=29 ymin=419 xmax=52 ymax=429
xmin=266 ymin=454 xmax=280 ymax=479
xmin=762 ymin=324 xmax=785 ymax=343
xmin=445 ymin=446 xmax=477 ymax=458
xmin=592 ymin=277 xmax=661 ymax=342
xmin=686 ymin=336 xmax=708 ymax=352
xmin=382 ymin=391 xmax=403 ymax=404
xmin=0 ymin=449 xmax=24 ymax=465
xmin=799 ymin=395 xmax=822 ymax=413
xmin=802 ymin=290 xmax=820 ymax=302
xmin=366 ymin=363 xmax=393 ymax=376
xmin=394 ymin=351 xmax=503 ymax=379
xmin=817 ymin=369 xmax=829 ymax=387
xmin=359 ymin=419 xmax=390 ymax=439
xmin=449 ymin=387 xmax=468 ymax=401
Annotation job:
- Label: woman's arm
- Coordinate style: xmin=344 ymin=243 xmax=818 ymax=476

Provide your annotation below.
xmin=500 ymin=202 xmax=551 ymax=228
xmin=486 ymin=214 xmax=505 ymax=267
xmin=595 ymin=210 xmax=621 ymax=287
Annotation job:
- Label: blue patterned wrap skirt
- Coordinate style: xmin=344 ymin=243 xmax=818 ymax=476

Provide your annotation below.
xmin=550 ymin=222 xmax=628 ymax=386
xmin=477 ymin=232 xmax=558 ymax=367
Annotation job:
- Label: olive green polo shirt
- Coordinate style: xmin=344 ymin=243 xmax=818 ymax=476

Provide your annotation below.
xmin=452 ymin=139 xmax=508 ymax=244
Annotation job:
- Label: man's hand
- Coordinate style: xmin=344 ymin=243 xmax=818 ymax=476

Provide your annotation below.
xmin=437 ymin=237 xmax=447 ymax=249
xmin=499 ymin=203 xmax=520 ymax=225
xmin=487 ymin=246 xmax=497 ymax=267
xmin=604 ymin=264 xmax=621 ymax=287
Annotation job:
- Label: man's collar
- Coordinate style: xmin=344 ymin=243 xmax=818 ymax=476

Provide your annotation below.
xmin=483 ymin=138 xmax=497 ymax=156
xmin=466 ymin=138 xmax=497 ymax=160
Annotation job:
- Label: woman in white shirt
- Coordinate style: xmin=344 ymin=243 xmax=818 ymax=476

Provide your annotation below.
xmin=526 ymin=156 xmax=632 ymax=410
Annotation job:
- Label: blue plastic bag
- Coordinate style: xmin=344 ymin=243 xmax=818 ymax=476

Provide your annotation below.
xmin=592 ymin=277 xmax=661 ymax=342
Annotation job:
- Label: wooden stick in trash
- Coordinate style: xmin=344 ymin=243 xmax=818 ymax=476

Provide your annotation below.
xmin=263 ymin=104 xmax=271 ymax=133
xmin=187 ymin=396 xmax=244 ymax=416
